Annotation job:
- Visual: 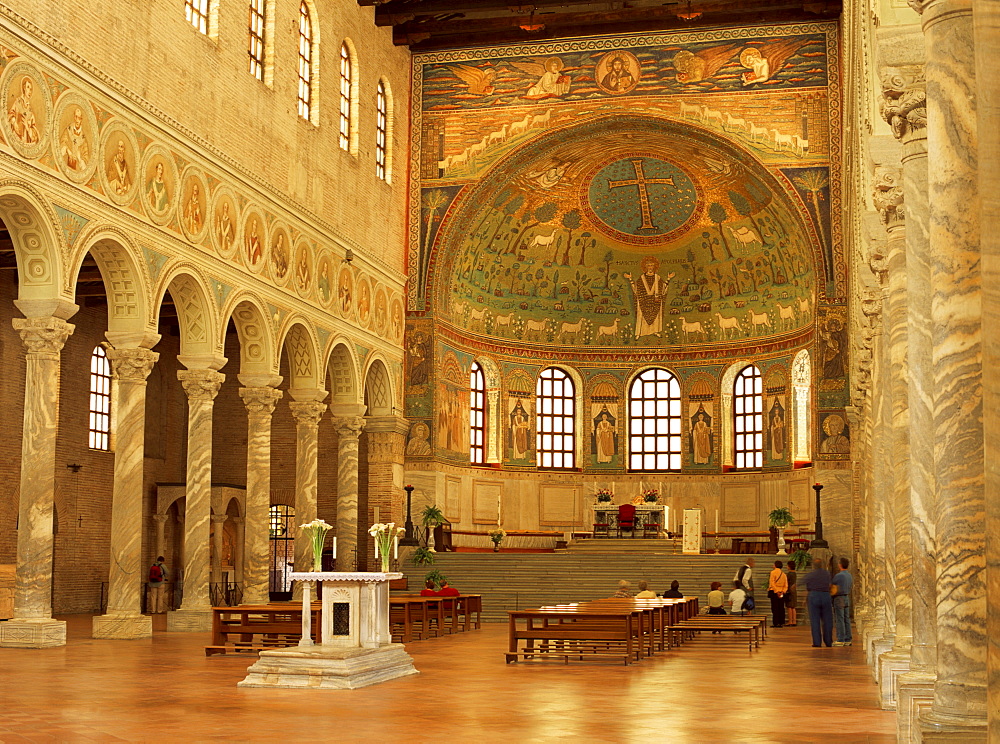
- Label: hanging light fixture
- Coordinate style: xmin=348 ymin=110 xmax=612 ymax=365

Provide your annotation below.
xmin=677 ymin=0 xmax=702 ymax=21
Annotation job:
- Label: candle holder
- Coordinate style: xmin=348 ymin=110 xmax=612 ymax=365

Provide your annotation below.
xmin=400 ymin=484 xmax=419 ymax=546
xmin=811 ymin=483 xmax=828 ymax=548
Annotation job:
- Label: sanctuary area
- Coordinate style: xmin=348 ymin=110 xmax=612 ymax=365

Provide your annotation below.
xmin=0 ymin=0 xmax=997 ymax=741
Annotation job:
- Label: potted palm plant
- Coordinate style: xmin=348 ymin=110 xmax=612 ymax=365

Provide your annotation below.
xmin=768 ymin=507 xmax=795 ymax=555
xmin=421 ymin=505 xmax=446 ymax=550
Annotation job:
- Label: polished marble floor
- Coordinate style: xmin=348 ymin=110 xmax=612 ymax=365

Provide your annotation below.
xmin=0 ymin=615 xmax=894 ymax=743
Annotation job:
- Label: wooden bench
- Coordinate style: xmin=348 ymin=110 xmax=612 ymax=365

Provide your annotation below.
xmin=389 ymin=595 xmax=483 ymax=642
xmin=205 ymin=603 xmax=321 ymax=656
xmin=667 ymin=615 xmax=767 ymax=652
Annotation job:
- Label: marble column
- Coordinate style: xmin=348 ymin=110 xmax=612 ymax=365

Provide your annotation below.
xmin=333 ymin=415 xmax=366 ymax=571
xmin=211 ymin=514 xmax=227 ymax=587
xmin=168 ymin=369 xmax=224 ymax=632
xmin=872 ymin=166 xmax=914 ymax=707
xmin=974 ymin=1 xmax=1000 ymax=739
xmin=0 ymin=316 xmax=73 ymax=649
xmin=153 ymin=514 xmax=168 ymax=560
xmin=913 ymin=0 xmax=987 ymax=735
xmin=239 ymin=385 xmax=282 ymax=605
xmin=486 ymin=389 xmax=501 ymax=463
xmin=289 ymin=398 xmax=327 ymax=582
xmin=232 ymin=516 xmax=245 ymax=586
xmin=365 ymin=416 xmax=410 ymax=569
xmin=882 ymin=63 xmax=938 ymax=736
xmin=93 ymin=347 xmax=159 ymax=640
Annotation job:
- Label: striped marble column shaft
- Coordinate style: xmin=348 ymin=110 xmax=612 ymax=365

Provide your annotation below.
xmin=11 ymin=316 xmax=73 ymax=619
xmin=883 ymin=66 xmax=939 ymax=674
xmin=104 ymin=348 xmax=158 ymax=615
xmin=177 ymin=369 xmax=224 ymax=612
xmin=973 ymin=1 xmax=1000 ymax=737
xmin=919 ymin=0 xmax=988 ymax=725
xmin=289 ymin=400 xmax=327 ymax=575
xmin=239 ymin=386 xmax=282 ymax=605
xmin=873 ymin=167 xmax=914 ymax=650
xmin=333 ymin=416 xmax=366 ymax=571
xmin=210 ymin=514 xmax=227 ymax=584
xmin=877 ymin=317 xmax=897 ymax=637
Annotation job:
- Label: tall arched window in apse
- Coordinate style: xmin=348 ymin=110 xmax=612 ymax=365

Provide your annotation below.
xmin=297 ymin=2 xmax=314 ymax=120
xmin=628 ymin=368 xmax=682 ymax=471
xmin=185 ymin=0 xmax=210 ymax=34
xmin=536 ymin=367 xmax=575 ymax=469
xmin=470 ymin=361 xmax=486 ymax=465
xmin=792 ymin=349 xmax=812 ymax=461
xmin=89 ymin=345 xmax=112 ymax=451
xmin=734 ymin=365 xmax=763 ymax=469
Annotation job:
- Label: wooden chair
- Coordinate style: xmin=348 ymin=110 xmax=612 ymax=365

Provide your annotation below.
xmin=642 ymin=517 xmax=660 ymax=538
xmin=617 ymin=504 xmax=636 ymax=538
xmin=593 ymin=521 xmax=611 ymax=538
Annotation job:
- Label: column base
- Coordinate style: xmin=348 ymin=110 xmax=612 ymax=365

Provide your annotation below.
xmin=166 ymin=607 xmax=213 ymax=632
xmin=868 ymin=633 xmax=894 ymax=681
xmin=0 ymin=617 xmax=67 ymax=647
xmin=897 ymin=670 xmax=935 ymax=743
xmin=238 ymin=643 xmax=418 ymax=690
xmin=877 ymin=647 xmax=911 ymax=710
xmin=92 ymin=613 xmax=153 ymax=640
xmin=918 ymin=710 xmax=987 ymax=743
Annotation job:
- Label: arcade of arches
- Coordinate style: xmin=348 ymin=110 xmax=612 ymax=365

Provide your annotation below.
xmin=0 ymin=0 xmax=998 ymax=740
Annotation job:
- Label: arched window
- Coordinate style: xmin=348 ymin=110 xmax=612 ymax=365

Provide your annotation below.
xmin=376 ymin=80 xmax=388 ymax=180
xmin=247 ymin=0 xmax=267 ymax=80
xmin=792 ymin=349 xmax=812 ymax=461
xmin=89 ymin=346 xmax=112 ymax=451
xmin=297 ymin=2 xmax=314 ymax=121
xmin=536 ymin=367 xmax=575 ymax=469
xmin=734 ymin=365 xmax=763 ymax=469
xmin=628 ymin=368 xmax=682 ymax=471
xmin=339 ymin=43 xmax=353 ymax=151
xmin=185 ymin=0 xmax=210 ymax=34
xmin=470 ymin=361 xmax=486 ymax=464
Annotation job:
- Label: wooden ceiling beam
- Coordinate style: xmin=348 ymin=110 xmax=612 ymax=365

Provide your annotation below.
xmin=400 ymin=5 xmax=839 ymax=48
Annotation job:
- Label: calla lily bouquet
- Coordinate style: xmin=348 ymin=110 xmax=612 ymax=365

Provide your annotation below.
xmin=369 ymin=522 xmax=405 ymax=571
xmin=300 ymin=518 xmax=333 ymax=571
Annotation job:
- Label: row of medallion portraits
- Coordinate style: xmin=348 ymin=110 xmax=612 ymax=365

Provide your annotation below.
xmin=402 ymin=334 xmax=836 ymax=469
xmin=0 ymin=53 xmax=404 ymax=345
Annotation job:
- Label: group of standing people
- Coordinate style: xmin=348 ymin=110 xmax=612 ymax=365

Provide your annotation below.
xmin=804 ymin=557 xmax=853 ymax=647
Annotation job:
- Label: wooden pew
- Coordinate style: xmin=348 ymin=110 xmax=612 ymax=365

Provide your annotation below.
xmin=205 ymin=603 xmax=321 ymax=656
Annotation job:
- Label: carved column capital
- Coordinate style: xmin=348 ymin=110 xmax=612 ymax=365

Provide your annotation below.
xmin=230 ymin=516 xmax=244 ymax=526
xmin=861 ymin=291 xmax=884 ymax=328
xmin=108 ymin=347 xmax=159 ymax=382
xmin=872 ymin=166 xmax=905 ymax=228
xmin=879 ymin=66 xmax=927 ymax=141
xmin=289 ymin=400 xmax=327 ymax=428
xmin=211 ymin=514 xmax=228 ymax=524
xmin=867 ymin=239 xmax=889 ymax=287
xmin=240 ymin=386 xmax=283 ymax=416
xmin=152 ymin=514 xmax=169 ymax=524
xmin=12 ymin=316 xmax=74 ymax=358
xmin=178 ymin=369 xmax=225 ymax=401
xmin=333 ymin=415 xmax=367 ymax=439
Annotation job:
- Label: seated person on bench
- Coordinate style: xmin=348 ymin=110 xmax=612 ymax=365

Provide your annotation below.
xmin=662 ymin=580 xmax=684 ymax=598
xmin=729 ymin=580 xmax=747 ymax=615
xmin=420 ymin=579 xmax=437 ymax=596
xmin=635 ymin=580 xmax=657 ymax=599
xmin=436 ymin=580 xmax=460 ymax=597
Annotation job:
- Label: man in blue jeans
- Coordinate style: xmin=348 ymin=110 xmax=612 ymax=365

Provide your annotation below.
xmin=832 ymin=557 xmax=854 ymax=646
xmin=805 ymin=558 xmax=833 ymax=647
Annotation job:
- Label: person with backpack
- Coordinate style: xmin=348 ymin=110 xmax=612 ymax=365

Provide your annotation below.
xmin=733 ymin=557 xmax=755 ymax=614
xmin=148 ymin=556 xmax=169 ymax=613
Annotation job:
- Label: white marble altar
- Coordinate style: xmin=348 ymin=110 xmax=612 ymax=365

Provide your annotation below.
xmin=238 ymin=571 xmax=418 ymax=690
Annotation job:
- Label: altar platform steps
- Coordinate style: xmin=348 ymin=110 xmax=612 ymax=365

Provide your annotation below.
xmin=399 ymin=552 xmax=756 ymax=623
xmin=566 ymin=538 xmax=683 ymax=554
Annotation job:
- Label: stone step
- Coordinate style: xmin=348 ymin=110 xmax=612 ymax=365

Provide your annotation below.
xmin=399 ymin=552 xmax=799 ymax=622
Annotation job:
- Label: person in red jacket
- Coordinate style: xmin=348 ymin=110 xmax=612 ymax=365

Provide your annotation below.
xmin=420 ymin=579 xmax=437 ymax=596
xmin=436 ymin=580 xmax=460 ymax=597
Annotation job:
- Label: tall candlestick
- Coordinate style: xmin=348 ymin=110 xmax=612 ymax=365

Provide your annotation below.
xmin=715 ymin=510 xmax=719 ymax=534
xmin=374 ymin=507 xmax=380 ymax=524
xmin=333 ymin=536 xmax=337 ymax=559
xmin=394 ymin=535 xmax=399 ymax=560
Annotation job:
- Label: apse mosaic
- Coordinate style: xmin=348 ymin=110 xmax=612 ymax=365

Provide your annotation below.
xmin=0 ymin=49 xmax=403 ymax=350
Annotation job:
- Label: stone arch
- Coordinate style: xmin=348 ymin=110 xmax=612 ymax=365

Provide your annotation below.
xmin=325 ymin=339 xmax=360 ymax=404
xmin=220 ymin=291 xmax=276 ymax=379
xmin=791 ymin=348 xmax=812 ymax=461
xmin=363 ymin=356 xmax=393 ymax=416
xmin=156 ymin=265 xmax=220 ymax=364
xmin=470 ymin=355 xmax=501 ymax=463
xmin=299 ymin=0 xmax=322 ymax=126
xmin=71 ymin=225 xmax=153 ymax=343
xmin=0 ymin=180 xmax=67 ymax=312
xmin=536 ymin=363 xmax=585 ymax=468
xmin=277 ymin=318 xmax=320 ymax=391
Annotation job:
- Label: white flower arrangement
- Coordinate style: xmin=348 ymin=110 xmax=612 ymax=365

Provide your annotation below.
xmin=300 ymin=518 xmax=333 ymax=571
xmin=369 ymin=522 xmax=405 ymax=570
xmin=488 ymin=527 xmax=506 ymax=545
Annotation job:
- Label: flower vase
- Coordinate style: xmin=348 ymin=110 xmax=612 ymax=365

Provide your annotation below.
xmin=776 ymin=527 xmax=787 ymax=555
xmin=312 ymin=551 xmax=323 ymax=572
xmin=493 ymin=543 xmax=500 ymax=552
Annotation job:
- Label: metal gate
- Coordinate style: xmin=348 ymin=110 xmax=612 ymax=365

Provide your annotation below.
xmin=269 ymin=504 xmax=295 ymax=600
